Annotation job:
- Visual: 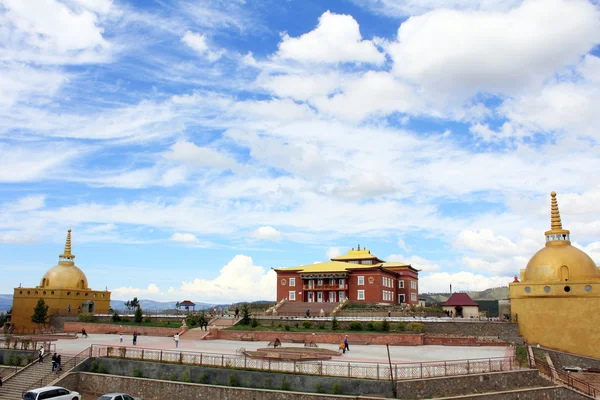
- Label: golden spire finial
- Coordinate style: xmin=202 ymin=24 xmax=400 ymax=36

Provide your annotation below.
xmin=550 ymin=192 xmax=562 ymax=231
xmin=59 ymin=229 xmax=75 ymax=261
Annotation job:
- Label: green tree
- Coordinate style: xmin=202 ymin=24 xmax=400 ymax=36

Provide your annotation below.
xmin=240 ymin=303 xmax=251 ymax=325
xmin=31 ymin=298 xmax=49 ymax=327
xmin=0 ymin=312 xmax=7 ymax=325
xmin=134 ymin=306 xmax=143 ymax=323
xmin=331 ymin=316 xmax=339 ymax=331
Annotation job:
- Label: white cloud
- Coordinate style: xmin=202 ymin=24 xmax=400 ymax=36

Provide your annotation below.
xmin=388 ymin=0 xmax=600 ymax=97
xmin=0 ymin=63 xmax=67 ymax=107
xmin=397 ymin=239 xmax=409 ymax=252
xmin=0 ymin=0 xmax=113 ymax=64
xmin=164 ymin=140 xmax=238 ymax=170
xmin=170 ymin=232 xmax=200 ymax=243
xmin=326 ymin=247 xmax=343 ymax=259
xmin=0 ymin=231 xmax=37 ymax=244
xmin=111 ymin=283 xmax=163 ymax=297
xmin=387 ymin=254 xmax=440 ymax=272
xmin=250 ymin=226 xmax=281 ymax=241
xmin=354 ymin=0 xmax=523 ymax=17
xmin=276 ymin=11 xmax=384 ymax=64
xmin=5 ymin=195 xmax=46 ymax=212
xmin=176 ymin=255 xmax=277 ymax=302
xmin=181 ymin=31 xmax=225 ymax=62
xmin=419 ymin=271 xmax=513 ymax=293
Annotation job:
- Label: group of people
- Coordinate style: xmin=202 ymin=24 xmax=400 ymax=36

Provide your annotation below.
xmin=38 ymin=346 xmax=63 ymax=373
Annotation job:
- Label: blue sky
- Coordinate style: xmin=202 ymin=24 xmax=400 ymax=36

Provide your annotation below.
xmin=1 ymin=0 xmax=600 ymax=302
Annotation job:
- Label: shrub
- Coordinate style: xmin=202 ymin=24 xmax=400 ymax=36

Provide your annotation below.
xmin=77 ymin=312 xmax=96 ymax=323
xmin=132 ymin=367 xmax=143 ymax=378
xmin=169 ymin=371 xmax=177 ymax=381
xmin=406 ymin=322 xmax=424 ymax=333
xmin=349 ymin=322 xmax=363 ymax=331
xmin=263 ymin=378 xmax=272 ymax=388
xmin=144 ymin=317 xmax=152 ymax=323
xmin=332 ymin=383 xmax=341 ymax=394
xmin=331 ymin=316 xmax=339 ymax=331
xmin=228 ymin=373 xmax=239 ymax=387
xmin=366 ymin=322 xmax=375 ymax=331
xmin=90 ymin=360 xmax=98 ymax=372
xmin=382 ymin=318 xmax=390 ymax=332
xmin=198 ymin=372 xmax=209 ymax=384
xmin=182 ymin=370 xmax=191 ymax=382
xmin=251 ymin=318 xmax=259 ymax=328
xmin=98 ymin=363 xmax=108 ymax=374
xmin=314 ymin=383 xmax=325 ymax=393
xmin=283 ymin=324 xmax=291 ymax=331
xmin=396 ymin=321 xmax=405 ymax=331
xmin=515 ymin=345 xmax=529 ymax=367
xmin=317 ymin=323 xmax=326 ymax=330
xmin=280 ymin=377 xmax=291 ymax=391
xmin=112 ymin=312 xmax=121 ymax=322
xmin=134 ymin=307 xmax=143 ymax=324
xmin=294 ymin=322 xmax=299 ymax=329
xmin=302 ymin=321 xmax=312 ymax=329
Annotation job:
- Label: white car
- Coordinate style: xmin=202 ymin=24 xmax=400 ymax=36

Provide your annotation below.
xmin=97 ymin=394 xmax=141 ymax=400
xmin=22 ymin=386 xmax=81 ymax=400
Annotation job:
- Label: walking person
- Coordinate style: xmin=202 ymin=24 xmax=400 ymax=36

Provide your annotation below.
xmin=339 ymin=341 xmax=345 ymax=354
xmin=119 ymin=333 xmax=123 ymax=343
xmin=133 ymin=332 xmax=137 ymax=346
xmin=344 ymin=335 xmax=349 ymax=352
xmin=235 ymin=307 xmax=239 ymax=319
xmin=38 ymin=346 xmax=44 ymax=363
xmin=51 ymin=353 xmax=57 ymax=371
xmin=55 ymin=355 xmax=62 ymax=375
xmin=67 ymin=305 xmax=71 ymax=314
xmin=0 ymin=375 xmax=3 ymax=387
xmin=174 ymin=333 xmax=180 ymax=348
xmin=81 ymin=328 xmax=88 ymax=338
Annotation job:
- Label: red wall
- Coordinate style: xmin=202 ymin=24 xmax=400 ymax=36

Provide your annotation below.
xmin=64 ymin=322 xmax=187 ymax=337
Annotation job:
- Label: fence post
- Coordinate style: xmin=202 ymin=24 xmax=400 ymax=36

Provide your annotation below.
xmin=444 ymin=361 xmax=447 ymax=376
xmin=488 ymin=358 xmax=491 ymax=372
xmin=348 ymin=362 xmax=350 ymax=378
xmin=200 ymin=353 xmax=203 ymax=366
xmin=141 ymin=350 xmax=144 ymax=360
xmin=221 ymin=355 xmax=224 ymax=367
xmin=160 ymin=350 xmax=163 ymax=362
xmin=420 ymin=363 xmax=423 ymax=379
xmin=244 ymin=354 xmax=247 ymax=368
xmin=180 ymin=352 xmax=183 ymax=364
xmin=377 ymin=363 xmax=380 ymax=380
xmin=467 ymin=360 xmax=470 ymax=374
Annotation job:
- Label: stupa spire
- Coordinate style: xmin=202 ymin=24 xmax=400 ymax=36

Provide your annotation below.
xmin=59 ymin=229 xmax=75 ymax=261
xmin=545 ymin=192 xmax=570 ymax=244
xmin=550 ymin=191 xmax=562 ymax=230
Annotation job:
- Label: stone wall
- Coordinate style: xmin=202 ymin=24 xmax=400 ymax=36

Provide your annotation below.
xmin=214 ymin=329 xmax=424 ymax=346
xmin=49 ymin=314 xmax=78 ymax=330
xmin=0 ymin=349 xmax=36 ymax=365
xmin=536 ymin=347 xmax=600 ymax=370
xmin=73 ymin=358 xmax=394 ymax=397
xmin=420 ymin=322 xmax=519 ymax=338
xmin=395 ymin=369 xmax=551 ymax=399
xmin=64 ymin=322 xmax=187 ymax=337
xmin=57 ymin=372 xmax=387 ymax=400
xmin=435 ymin=387 xmax=590 ymax=400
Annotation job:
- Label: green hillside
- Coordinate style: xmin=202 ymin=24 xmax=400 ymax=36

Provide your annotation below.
xmin=420 ymin=286 xmax=509 ymax=304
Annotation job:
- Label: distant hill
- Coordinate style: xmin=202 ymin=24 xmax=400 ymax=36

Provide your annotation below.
xmin=0 ymin=294 xmax=12 ymax=312
xmin=420 ymin=287 xmax=509 ymax=304
xmin=110 ymin=299 xmax=216 ymax=312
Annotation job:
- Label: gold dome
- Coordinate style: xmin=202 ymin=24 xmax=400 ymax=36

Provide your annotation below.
xmin=40 ymin=229 xmax=89 ymax=290
xmin=524 ymin=192 xmax=600 ymax=282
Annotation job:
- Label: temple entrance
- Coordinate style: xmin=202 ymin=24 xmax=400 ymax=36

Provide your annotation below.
xmin=83 ymin=301 xmax=95 ymax=313
xmin=329 ymin=292 xmax=336 ymax=302
xmin=455 ymin=306 xmax=463 ymax=317
xmin=307 ymin=292 xmax=313 ymax=302
xmin=317 ymin=292 xmax=323 ymax=302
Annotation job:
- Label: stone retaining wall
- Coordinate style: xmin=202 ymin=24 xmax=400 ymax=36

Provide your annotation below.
xmin=73 ymin=358 xmax=394 ymax=397
xmin=0 ymin=349 xmax=36 ymax=365
xmin=215 ymin=329 xmax=423 ymax=346
xmin=436 ymin=387 xmax=590 ymax=399
xmin=535 ymin=346 xmax=600 ymax=370
xmin=57 ymin=372 xmax=387 ymax=400
xmin=419 ymin=322 xmax=519 ymax=338
xmin=395 ymin=369 xmax=551 ymax=399
xmin=64 ymin=322 xmax=186 ymax=337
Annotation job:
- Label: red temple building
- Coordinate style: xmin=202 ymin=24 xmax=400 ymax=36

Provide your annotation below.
xmin=273 ymin=246 xmax=420 ymax=305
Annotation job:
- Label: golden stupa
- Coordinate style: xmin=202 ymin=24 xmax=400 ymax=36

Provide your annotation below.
xmin=40 ymin=229 xmax=89 ymax=290
xmin=510 ymin=192 xmax=600 ymax=359
xmin=10 ymin=229 xmax=111 ymax=332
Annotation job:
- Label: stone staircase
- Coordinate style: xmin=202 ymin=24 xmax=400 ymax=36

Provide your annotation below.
xmin=275 ymin=301 xmax=339 ymax=317
xmin=0 ymin=356 xmax=67 ymax=400
xmin=180 ymin=327 xmax=211 ymax=341
xmin=209 ymin=317 xmax=239 ymax=328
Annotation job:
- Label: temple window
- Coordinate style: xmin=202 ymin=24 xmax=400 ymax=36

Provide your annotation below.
xmin=289 ymin=278 xmax=295 ymax=287
xmin=357 ymin=290 xmax=365 ymax=300
xmin=524 ymin=287 xmax=531 ymax=293
xmin=399 ymin=280 xmax=404 ymax=288
xmin=585 ymin=285 xmax=592 ymax=292
xmin=544 ymin=286 xmax=551 ymax=293
xmin=358 ymin=276 xmax=364 ymax=285
xmin=564 ymin=286 xmax=571 ymax=293
xmin=289 ymin=291 xmax=296 ymax=301
xmin=363 ymin=260 xmax=372 ymax=265
xmin=67 ymin=292 xmax=71 ymax=296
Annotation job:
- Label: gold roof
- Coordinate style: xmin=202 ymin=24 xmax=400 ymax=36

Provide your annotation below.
xmin=524 ymin=192 xmax=600 ymax=282
xmin=40 ymin=229 xmax=89 ymax=290
xmin=274 ymin=261 xmax=382 ymax=274
xmin=330 ymin=246 xmax=385 ymax=263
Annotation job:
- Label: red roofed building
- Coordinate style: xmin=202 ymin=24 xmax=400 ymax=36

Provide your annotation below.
xmin=442 ymin=293 xmax=479 ymax=318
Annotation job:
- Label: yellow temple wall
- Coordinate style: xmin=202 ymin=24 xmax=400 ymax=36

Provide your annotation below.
xmin=11 ymin=288 xmax=111 ymax=330
xmin=510 ymin=283 xmax=600 ymax=359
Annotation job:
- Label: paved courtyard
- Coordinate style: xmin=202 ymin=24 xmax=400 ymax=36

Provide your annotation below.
xmin=52 ymin=333 xmax=512 ymax=364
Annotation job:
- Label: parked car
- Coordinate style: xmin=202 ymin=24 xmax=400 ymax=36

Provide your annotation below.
xmin=22 ymin=386 xmax=81 ymax=400
xmin=97 ymin=394 xmax=141 ymax=400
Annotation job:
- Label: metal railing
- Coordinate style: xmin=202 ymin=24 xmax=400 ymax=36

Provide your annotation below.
xmin=531 ymin=349 xmax=598 ymax=397
xmin=90 ymin=344 xmax=517 ymax=381
xmin=22 ymin=347 xmax=91 ymax=397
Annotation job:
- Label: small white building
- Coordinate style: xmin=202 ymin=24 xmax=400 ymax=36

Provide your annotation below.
xmin=442 ymin=293 xmax=479 ymax=318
